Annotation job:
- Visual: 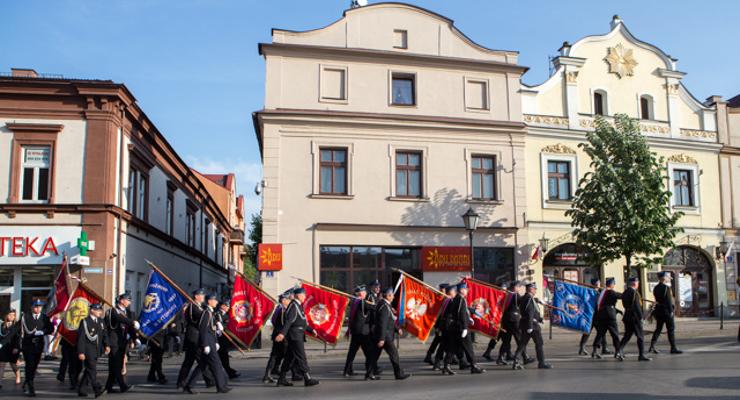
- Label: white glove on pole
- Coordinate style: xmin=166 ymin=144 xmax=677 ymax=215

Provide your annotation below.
xmin=216 ymin=322 xmax=224 ymax=331
xmin=461 ymin=329 xmax=468 ymax=338
xmin=204 ymin=346 xmax=211 ymax=355
xmin=34 ymin=331 xmax=44 ymax=336
xmin=215 ymin=343 xmax=220 ymax=351
xmin=133 ymin=321 xmax=140 ymax=330
xmin=135 ymin=339 xmax=142 ymax=347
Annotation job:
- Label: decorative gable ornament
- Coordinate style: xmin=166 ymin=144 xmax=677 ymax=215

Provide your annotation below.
xmin=541 ymin=143 xmax=576 ymax=154
xmin=605 ymin=43 xmax=638 ymax=78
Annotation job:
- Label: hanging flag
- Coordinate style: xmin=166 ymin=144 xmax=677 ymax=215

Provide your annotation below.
xmin=58 ymin=283 xmax=105 ymax=345
xmin=397 ymin=273 xmax=446 ymax=342
xmin=301 ymin=283 xmax=350 ymax=345
xmin=227 ymin=273 xmax=276 ymax=347
xmin=47 ymin=256 xmax=74 ymax=317
xmin=531 ymin=245 xmax=542 ymax=261
xmin=138 ymin=269 xmax=187 ymax=338
xmin=464 ymin=278 xmax=508 ymax=338
xmin=551 ymin=279 xmax=597 ymax=333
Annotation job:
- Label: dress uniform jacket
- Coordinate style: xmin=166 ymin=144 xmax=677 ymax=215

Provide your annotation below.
xmin=652 ymin=283 xmax=675 ymax=318
xmin=0 ymin=321 xmax=21 ymax=362
xmin=77 ymin=315 xmax=107 ymax=396
xmin=20 ymin=313 xmax=53 ymax=354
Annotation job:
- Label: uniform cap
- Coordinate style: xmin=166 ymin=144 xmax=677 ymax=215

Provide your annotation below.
xmin=627 ymin=277 xmax=639 ymax=284
xmin=293 ymin=287 xmax=306 ymax=295
xmin=192 ymin=288 xmax=205 ymax=296
xmin=205 ymin=294 xmax=218 ymax=301
xmin=445 ymin=285 xmax=458 ymax=294
xmin=525 ymin=282 xmax=537 ymax=290
xmin=382 ymin=287 xmax=394 ymax=296
xmin=354 ymin=285 xmax=367 ymax=294
xmin=369 ymin=280 xmax=381 ymax=287
xmin=117 ymin=293 xmax=132 ymax=301
xmin=457 ymin=282 xmax=468 ymax=291
xmin=511 ymin=280 xmax=523 ymax=288
xmin=590 ymin=278 xmax=601 ymax=286
xmin=90 ymin=303 xmax=103 ymax=310
xmin=605 ymin=277 xmax=616 ymax=286
xmin=31 ymin=299 xmax=46 ymax=307
xmin=657 ymin=271 xmax=669 ymax=279
xmin=438 ymin=283 xmax=449 ymax=290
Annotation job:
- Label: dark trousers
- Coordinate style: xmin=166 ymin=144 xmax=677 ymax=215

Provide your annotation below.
xmin=59 ymin=341 xmax=81 ymax=385
xmin=499 ymin=321 xmax=527 ymax=360
xmin=369 ymin=339 xmax=401 ymax=377
xmin=483 ymin=338 xmax=497 ymax=356
xmin=280 ymin=338 xmax=310 ymax=377
xmin=22 ymin=350 xmax=42 ymax=383
xmin=105 ymin=347 xmax=127 ymax=390
xmin=650 ymin=315 xmax=677 ymax=349
xmin=186 ymin=348 xmax=228 ymax=391
xmin=148 ymin=345 xmax=165 ymax=381
xmin=265 ymin=340 xmax=287 ymax=376
xmin=619 ymin=319 xmax=646 ymax=356
xmin=444 ymin=331 xmax=475 ymax=366
xmin=78 ymin=357 xmax=101 ymax=395
xmin=426 ymin=332 xmax=442 ymax=358
xmin=514 ymin=328 xmax=545 ymax=365
xmin=592 ymin=321 xmax=621 ymax=353
xmin=218 ymin=345 xmax=237 ymax=377
xmin=177 ymin=342 xmax=205 ymax=386
xmin=580 ymin=323 xmax=607 ymax=351
xmin=343 ymin=334 xmax=372 ymax=373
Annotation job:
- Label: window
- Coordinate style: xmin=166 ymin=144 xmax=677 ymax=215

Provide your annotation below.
xmin=673 ymin=169 xmax=694 ymax=207
xmin=319 ymin=148 xmax=347 ymax=195
xmin=165 ymin=187 xmax=175 ymax=236
xmin=396 ymin=151 xmax=422 ymax=198
xmin=640 ymin=95 xmax=653 ymax=120
xmin=547 ymin=160 xmax=571 ymax=201
xmin=393 ymin=29 xmax=408 ymax=49
xmin=471 ymin=155 xmax=496 ymax=200
xmin=320 ymin=66 xmax=347 ymax=101
xmin=319 ymin=246 xmax=420 ymax=293
xmin=594 ymin=91 xmax=606 ymax=116
xmin=465 ymin=79 xmax=489 ymax=110
xmin=204 ymin=219 xmax=211 ymax=257
xmin=127 ymin=168 xmax=148 ymax=221
xmin=391 ymin=73 xmax=415 ymax=106
xmin=186 ymin=204 xmax=196 ymax=247
xmin=20 ymin=146 xmax=51 ymax=202
xmin=473 ymin=248 xmax=515 ymax=286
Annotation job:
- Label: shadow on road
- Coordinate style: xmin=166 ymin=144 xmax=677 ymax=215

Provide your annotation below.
xmin=685 ymin=376 xmax=740 ymax=390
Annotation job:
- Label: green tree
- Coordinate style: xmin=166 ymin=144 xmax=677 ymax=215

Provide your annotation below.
xmin=242 ymin=213 xmax=262 ymax=281
xmin=565 ymin=114 xmax=683 ymax=278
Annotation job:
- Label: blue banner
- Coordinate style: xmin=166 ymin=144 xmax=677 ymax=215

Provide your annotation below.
xmin=551 ymin=280 xmax=597 ymax=333
xmin=138 ymin=269 xmax=187 ymax=338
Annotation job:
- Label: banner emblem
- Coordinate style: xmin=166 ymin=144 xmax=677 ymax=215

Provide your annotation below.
xmin=232 ymin=300 xmax=253 ymax=324
xmin=64 ymin=297 xmax=90 ymax=330
xmin=404 ymin=297 xmax=428 ymax=320
xmin=143 ymin=293 xmax=160 ymax=313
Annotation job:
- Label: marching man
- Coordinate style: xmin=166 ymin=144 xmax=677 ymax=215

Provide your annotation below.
xmin=512 ymin=283 xmax=551 ymax=370
xmin=104 ymin=293 xmax=139 ymax=394
xmin=21 ymin=299 xmax=53 ymax=397
xmin=275 ymin=287 xmax=319 ymax=387
xmin=649 ymin=271 xmax=682 ymax=354
xmin=77 ymin=303 xmax=109 ymax=398
xmin=367 ymin=287 xmax=410 ymax=381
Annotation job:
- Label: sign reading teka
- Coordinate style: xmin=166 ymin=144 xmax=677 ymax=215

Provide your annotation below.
xmin=0 ymin=227 xmax=81 ymax=265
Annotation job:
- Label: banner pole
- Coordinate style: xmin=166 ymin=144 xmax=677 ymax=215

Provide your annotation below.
xmin=291 ymin=276 xmax=354 ymax=299
xmin=391 ymin=269 xmax=446 ymax=297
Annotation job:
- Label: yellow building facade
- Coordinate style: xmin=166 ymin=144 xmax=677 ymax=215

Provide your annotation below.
xmin=520 ymin=16 xmax=725 ymax=316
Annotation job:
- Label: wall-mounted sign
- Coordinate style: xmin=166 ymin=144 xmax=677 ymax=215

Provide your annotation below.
xmin=0 ymin=227 xmax=81 ymax=265
xmin=544 ymin=243 xmax=593 ymax=267
xmin=421 ymin=247 xmax=471 ymax=272
xmin=258 ymin=243 xmax=283 ymax=271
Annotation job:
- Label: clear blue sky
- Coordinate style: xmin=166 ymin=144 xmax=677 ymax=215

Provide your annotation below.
xmin=3 ymin=1 xmax=739 ymax=216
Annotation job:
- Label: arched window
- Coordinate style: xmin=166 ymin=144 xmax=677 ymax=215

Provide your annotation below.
xmin=640 ymin=95 xmax=653 ymax=120
xmin=593 ymin=91 xmax=607 ymax=116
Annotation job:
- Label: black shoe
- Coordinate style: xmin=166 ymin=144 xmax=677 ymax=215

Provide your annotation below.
xmin=343 ymin=370 xmax=357 ymax=377
xmin=423 ymin=355 xmax=433 ymax=364
xmin=441 ymin=365 xmax=456 ymax=375
xmin=432 ymin=361 xmax=441 ymax=371
xmin=147 ymin=376 xmax=157 ymax=383
xmin=471 ymin=365 xmax=485 ymax=374
xmin=158 ymin=378 xmax=168 ymax=385
xmin=291 ymin=375 xmax=303 ymax=382
xmin=304 ymin=378 xmax=320 ymax=387
xmin=591 ymin=352 xmax=602 ymax=359
xmin=505 ymin=355 xmax=516 ymax=362
xmin=512 ymin=361 xmax=523 ymax=370
xmin=638 ymin=355 xmax=652 ymax=361
xmin=374 ymin=367 xmax=383 ymax=375
xmin=670 ymin=348 xmax=683 ymax=354
xmin=57 ymin=375 xmax=65 ymax=383
xmin=648 ymin=345 xmax=659 ymax=354
xmin=601 ymin=349 xmax=613 ymax=355
xmin=78 ymin=393 xmax=88 ymax=397
xmin=395 ymin=373 xmax=411 ymax=380
xmin=459 ymin=361 xmax=470 ymax=370
xmin=482 ymin=353 xmax=494 ymax=361
xmin=495 ymin=357 xmax=508 ymax=366
xmin=578 ymin=348 xmax=589 ymax=356
xmin=276 ymin=377 xmax=293 ymax=387
xmin=218 ymin=387 xmax=232 ymax=393
xmin=523 ymin=357 xmax=536 ymax=365
xmin=616 ymin=352 xmax=625 ymax=361
xmin=94 ymin=390 xmax=105 ymax=398
xmin=538 ymin=363 xmax=553 ymax=369
xmin=27 ymin=382 xmax=36 ymax=397
xmin=262 ymin=375 xmax=276 ymax=384
xmin=182 ymin=386 xmax=197 ymax=394
xmin=120 ymin=385 xmax=133 ymax=394
xmin=365 ymin=374 xmax=380 ymax=381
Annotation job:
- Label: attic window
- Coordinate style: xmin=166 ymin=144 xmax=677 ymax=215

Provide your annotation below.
xmin=393 ymin=30 xmax=408 ymax=49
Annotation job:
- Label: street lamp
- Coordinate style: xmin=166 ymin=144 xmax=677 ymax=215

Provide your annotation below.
xmin=462 ymin=207 xmax=480 ymax=277
xmin=539 ymin=236 xmax=550 ymax=255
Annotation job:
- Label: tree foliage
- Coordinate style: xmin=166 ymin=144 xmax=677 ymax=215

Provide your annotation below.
xmin=565 ymin=114 xmax=683 ymax=276
xmin=242 ymin=213 xmax=262 ymax=281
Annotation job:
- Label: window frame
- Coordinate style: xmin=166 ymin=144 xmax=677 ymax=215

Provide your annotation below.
xmin=311 ymin=141 xmax=354 ymax=199
xmin=547 ymin=160 xmax=572 ymax=201
xmin=389 ymin=71 xmax=417 ymax=107
xmin=319 ymin=64 xmax=349 ymax=104
xmin=318 ymin=147 xmax=348 ymax=195
xmin=469 ymin=153 xmax=498 ymax=201
xmin=540 ymin=151 xmax=578 ymax=209
xmin=127 ymin=167 xmax=149 ymax=222
xmin=186 ymin=201 xmax=198 ymax=248
xmin=668 ymin=162 xmax=700 ymax=213
xmin=394 ymin=150 xmax=424 ymax=199
xmin=19 ymin=146 xmax=52 ymax=203
xmin=388 ymin=144 xmax=429 ymax=201
xmin=639 ymin=94 xmax=654 ymax=120
xmin=165 ymin=183 xmax=176 ymax=236
xmin=464 ymin=77 xmax=491 ymax=112
xmin=592 ymin=89 xmax=608 ymax=116
xmin=7 ymin=124 xmax=61 ymax=204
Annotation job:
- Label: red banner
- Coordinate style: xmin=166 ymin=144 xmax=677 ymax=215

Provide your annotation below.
xmin=464 ymin=278 xmax=507 ymax=338
xmin=47 ymin=256 xmax=74 ymax=317
xmin=227 ymin=274 xmax=276 ymax=347
xmin=398 ymin=274 xmax=446 ymax=341
xmin=257 ymin=243 xmax=283 ymax=271
xmin=59 ymin=284 xmax=104 ymax=345
xmin=301 ymin=283 xmax=349 ymax=345
xmin=421 ymin=247 xmax=471 ymax=272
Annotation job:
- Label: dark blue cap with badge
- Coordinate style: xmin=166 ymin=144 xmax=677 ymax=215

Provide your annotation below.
xmin=457 ymin=282 xmax=468 ymax=290
xmin=657 ymin=271 xmax=669 ymax=279
xmin=628 ymin=277 xmax=639 ymax=284
xmin=591 ymin=278 xmax=601 ymax=285
xmin=526 ymin=282 xmax=537 ymax=290
xmin=438 ymin=283 xmax=448 ymax=290
xmin=192 ymin=288 xmax=205 ymax=296
xmin=605 ymin=277 xmax=616 ymax=286
xmin=31 ymin=299 xmax=46 ymax=307
xmin=205 ymin=293 xmax=217 ymax=301
xmin=293 ymin=287 xmax=306 ymax=295
xmin=369 ymin=280 xmax=381 ymax=287
xmin=354 ymin=285 xmax=367 ymax=294
xmin=382 ymin=287 xmax=394 ymax=296
xmin=117 ymin=292 xmax=131 ymax=301
xmin=90 ymin=303 xmax=103 ymax=310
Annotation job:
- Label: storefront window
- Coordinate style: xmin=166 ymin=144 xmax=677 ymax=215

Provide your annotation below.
xmin=0 ymin=267 xmax=13 ymax=286
xmin=473 ymin=247 xmax=515 ymax=286
xmin=22 ymin=266 xmax=54 ymax=287
xmin=319 ymin=246 xmax=421 ymax=293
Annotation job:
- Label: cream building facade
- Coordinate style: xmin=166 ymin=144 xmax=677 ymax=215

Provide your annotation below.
xmin=253 ymin=3 xmax=530 ymax=296
xmin=521 ymin=16 xmax=725 ymax=316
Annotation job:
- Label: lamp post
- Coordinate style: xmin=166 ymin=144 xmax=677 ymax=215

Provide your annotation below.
xmin=462 ymin=207 xmax=480 ymax=278
xmin=538 ymin=236 xmax=550 ymax=255
xmin=717 ymin=240 xmax=729 ymax=318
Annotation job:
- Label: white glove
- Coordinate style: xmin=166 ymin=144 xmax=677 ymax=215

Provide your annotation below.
xmin=215 ymin=343 xmax=220 ymax=351
xmin=34 ymin=331 xmax=45 ymax=336
xmin=133 ymin=321 xmax=140 ymax=330
xmin=135 ymin=339 xmax=142 ymax=347
xmin=0 ymin=344 xmax=3 ymax=349
xmin=461 ymin=329 xmax=468 ymax=338
xmin=216 ymin=322 xmax=224 ymax=331
xmin=175 ymin=337 xmax=181 ymax=344
xmin=204 ymin=346 xmax=211 ymax=355
xmin=527 ymin=329 xmax=533 ymax=334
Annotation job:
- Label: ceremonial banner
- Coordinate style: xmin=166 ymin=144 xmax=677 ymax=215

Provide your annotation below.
xmin=464 ymin=278 xmax=507 ymax=338
xmin=551 ymin=279 xmax=597 ymax=333
xmin=397 ymin=273 xmax=446 ymax=342
xmin=47 ymin=256 xmax=75 ymax=317
xmin=58 ymin=284 xmax=104 ymax=345
xmin=138 ymin=269 xmax=187 ymax=338
xmin=301 ymin=283 xmax=350 ymax=345
xmin=227 ymin=274 xmax=276 ymax=347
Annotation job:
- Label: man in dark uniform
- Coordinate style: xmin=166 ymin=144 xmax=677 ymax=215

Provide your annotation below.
xmin=216 ymin=300 xmax=239 ymax=379
xmin=367 ymin=287 xmax=410 ymax=381
xmin=104 ymin=293 xmax=138 ymax=393
xmin=146 ymin=326 xmax=168 ymax=384
xmin=617 ymin=277 xmax=651 ymax=361
xmin=366 ymin=280 xmax=381 ymax=304
xmin=424 ymin=283 xmax=448 ymax=364
xmin=77 ymin=303 xmax=109 ymax=397
xmin=649 ymin=271 xmax=683 ymax=354
xmin=57 ymin=332 xmax=82 ymax=390
xmin=177 ymin=289 xmax=213 ymax=388
xmin=275 ymin=287 xmax=319 ymax=387
xmin=343 ymin=285 xmax=374 ymax=377
xmin=441 ymin=282 xmax=484 ymax=375
xmin=182 ymin=294 xmax=231 ymax=394
xmin=496 ymin=281 xmax=529 ymax=365
xmin=591 ymin=278 xmax=622 ymax=359
xmin=262 ymin=291 xmax=291 ymax=383
xmin=578 ymin=278 xmax=608 ymax=355
xmin=21 ymin=299 xmax=53 ymax=397
xmin=432 ymin=284 xmax=458 ymax=371
xmin=512 ymin=283 xmax=551 ymax=370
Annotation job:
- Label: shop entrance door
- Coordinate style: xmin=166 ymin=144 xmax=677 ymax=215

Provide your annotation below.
xmin=663 ymin=246 xmax=714 ymax=317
